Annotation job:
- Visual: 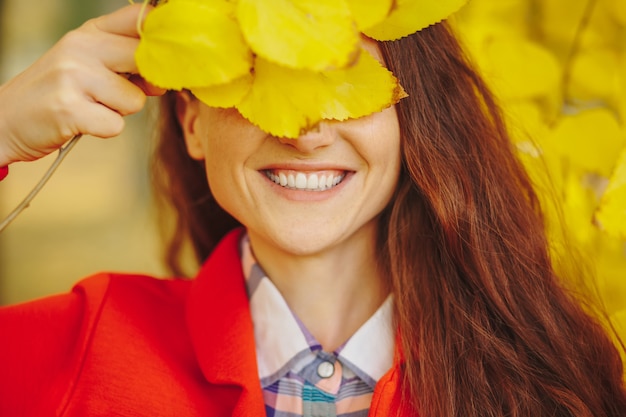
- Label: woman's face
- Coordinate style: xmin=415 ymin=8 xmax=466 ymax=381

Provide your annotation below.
xmin=179 ymin=41 xmax=401 ymax=257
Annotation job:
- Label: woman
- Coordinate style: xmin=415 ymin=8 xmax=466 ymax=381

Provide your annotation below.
xmin=0 ymin=4 xmax=624 ymax=417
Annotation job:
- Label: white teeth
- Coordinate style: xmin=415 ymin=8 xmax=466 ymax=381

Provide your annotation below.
xmin=265 ymin=170 xmax=346 ymax=191
xmin=295 ymin=173 xmax=307 ymax=189
xmin=307 ymin=175 xmax=318 ymax=189
xmin=279 ymin=172 xmax=287 ymax=186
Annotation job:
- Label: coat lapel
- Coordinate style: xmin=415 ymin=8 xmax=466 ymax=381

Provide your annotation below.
xmin=186 ymin=229 xmax=265 ymax=416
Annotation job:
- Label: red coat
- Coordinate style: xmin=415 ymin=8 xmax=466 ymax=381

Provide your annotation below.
xmin=0 ymin=230 xmax=410 ymax=416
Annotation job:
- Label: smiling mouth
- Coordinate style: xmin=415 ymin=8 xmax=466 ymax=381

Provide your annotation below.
xmin=264 ymin=169 xmax=347 ymax=191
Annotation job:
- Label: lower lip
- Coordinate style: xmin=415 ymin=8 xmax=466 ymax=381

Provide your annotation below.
xmin=260 ymin=171 xmax=353 ymax=202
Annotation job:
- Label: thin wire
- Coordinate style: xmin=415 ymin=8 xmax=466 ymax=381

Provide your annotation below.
xmin=0 ymin=135 xmax=82 ymax=233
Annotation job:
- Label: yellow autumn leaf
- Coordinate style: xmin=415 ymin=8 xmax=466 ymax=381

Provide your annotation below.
xmin=192 ymin=73 xmax=254 ymax=108
xmin=475 ymin=37 xmax=561 ymax=101
xmin=582 ymin=2 xmax=625 ymax=51
xmin=364 ymin=0 xmax=469 ymax=41
xmin=453 ymin=0 xmax=530 ymax=39
xmin=621 ymin=55 xmax=626 ymax=125
xmin=563 ymin=172 xmax=599 ymax=245
xmin=236 ymin=0 xmax=359 ymax=71
xmin=569 ymin=49 xmax=621 ymax=105
xmin=546 ymin=109 xmax=625 ymax=177
xmin=236 ymin=50 xmax=404 ymax=138
xmin=136 ymin=0 xmax=252 ymax=90
xmin=595 ymin=147 xmax=626 ymax=239
xmin=503 ymin=101 xmax=548 ymax=145
xmin=536 ymin=0 xmax=589 ymax=56
xmin=595 ymin=237 xmax=626 ymax=314
xmin=345 ymin=0 xmax=393 ymax=32
xmin=603 ymin=0 xmax=626 ymax=25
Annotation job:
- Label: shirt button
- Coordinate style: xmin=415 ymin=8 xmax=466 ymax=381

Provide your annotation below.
xmin=316 ymin=361 xmax=335 ymax=378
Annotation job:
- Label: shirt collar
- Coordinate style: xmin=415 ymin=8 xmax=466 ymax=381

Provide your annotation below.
xmin=240 ymin=234 xmax=395 ymax=386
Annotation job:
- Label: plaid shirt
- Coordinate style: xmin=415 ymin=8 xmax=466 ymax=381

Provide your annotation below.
xmin=241 ymin=235 xmax=394 ymax=417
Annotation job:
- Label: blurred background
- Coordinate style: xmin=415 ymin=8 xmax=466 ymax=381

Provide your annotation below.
xmin=0 ymin=0 xmax=625 ymax=322
xmin=0 ymin=0 xmax=166 ymax=304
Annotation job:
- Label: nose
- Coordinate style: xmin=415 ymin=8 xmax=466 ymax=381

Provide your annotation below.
xmin=277 ymin=121 xmax=335 ymax=153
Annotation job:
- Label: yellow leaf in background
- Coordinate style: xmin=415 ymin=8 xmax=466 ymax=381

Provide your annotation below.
xmin=595 ymin=237 xmax=626 ymax=314
xmin=540 ymin=4 xmax=623 ymax=66
xmin=476 ymin=37 xmax=561 ymax=101
xmin=235 ymin=51 xmax=404 ymax=138
xmin=563 ymin=172 xmax=599 ymax=245
xmin=236 ymin=0 xmax=359 ymax=71
xmin=504 ymin=101 xmax=548 ymax=145
xmin=546 ymin=109 xmax=625 ymax=177
xmin=192 ymin=73 xmax=253 ymax=108
xmin=602 ymin=0 xmax=626 ymax=25
xmin=364 ymin=0 xmax=469 ymax=41
xmin=595 ymin=147 xmax=626 ymax=239
xmin=619 ymin=52 xmax=626 ymax=125
xmin=537 ymin=0 xmax=589 ymax=58
xmin=136 ymin=0 xmax=252 ymax=90
xmin=453 ymin=0 xmax=530 ymax=43
xmin=586 ymin=0 xmax=626 ymax=52
xmin=345 ymin=0 xmax=393 ymax=32
xmin=570 ymin=49 xmax=621 ymax=106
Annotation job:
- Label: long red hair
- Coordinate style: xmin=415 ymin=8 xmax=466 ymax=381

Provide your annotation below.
xmin=152 ymin=22 xmax=626 ymax=416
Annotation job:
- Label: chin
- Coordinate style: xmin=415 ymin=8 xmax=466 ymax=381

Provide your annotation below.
xmin=272 ymin=230 xmax=340 ymax=256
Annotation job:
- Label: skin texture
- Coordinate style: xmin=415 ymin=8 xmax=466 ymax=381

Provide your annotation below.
xmin=177 ymin=41 xmax=401 ymax=350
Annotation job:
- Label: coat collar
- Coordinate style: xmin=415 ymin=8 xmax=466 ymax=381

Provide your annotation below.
xmin=185 ymin=228 xmax=265 ymax=415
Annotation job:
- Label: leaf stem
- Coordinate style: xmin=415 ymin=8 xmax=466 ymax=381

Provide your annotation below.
xmin=0 ymin=134 xmax=82 ymax=233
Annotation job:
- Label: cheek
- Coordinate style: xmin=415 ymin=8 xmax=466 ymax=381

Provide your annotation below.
xmin=201 ymin=140 xmax=245 ymax=204
xmin=203 ymin=152 xmax=247 ymax=225
xmin=196 ymin=107 xmax=261 ymax=177
xmin=368 ymin=107 xmax=401 ymax=170
xmin=371 ymin=108 xmax=402 ymax=199
xmin=195 ymin=109 xmax=265 ymax=220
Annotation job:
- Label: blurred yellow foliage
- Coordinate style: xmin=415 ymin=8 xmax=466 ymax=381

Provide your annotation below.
xmin=453 ymin=0 xmax=626 ymax=345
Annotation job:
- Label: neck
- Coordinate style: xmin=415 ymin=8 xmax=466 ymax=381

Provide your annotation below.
xmin=248 ymin=225 xmax=389 ymax=352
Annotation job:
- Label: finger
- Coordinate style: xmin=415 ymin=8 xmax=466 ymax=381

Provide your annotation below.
xmin=95 ymin=32 xmax=140 ymax=74
xmin=89 ymin=71 xmax=147 ymax=116
xmin=91 ymin=4 xmax=153 ymax=38
xmin=72 ymin=101 xmax=126 ymax=139
xmin=54 ymin=26 xmax=139 ymax=74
